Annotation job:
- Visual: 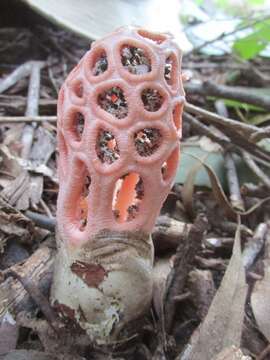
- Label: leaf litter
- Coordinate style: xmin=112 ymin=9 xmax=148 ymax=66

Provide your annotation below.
xmin=179 ymin=220 xmax=248 ymax=360
xmin=0 ymin=2 xmax=270 ymax=359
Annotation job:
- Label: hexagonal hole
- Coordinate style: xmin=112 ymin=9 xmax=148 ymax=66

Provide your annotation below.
xmin=141 ymin=88 xmax=164 ymax=112
xmin=96 ymin=129 xmax=120 ymax=164
xmin=98 ymin=86 xmax=128 ymax=119
xmin=134 ymin=128 xmax=162 ymax=157
xmin=164 ymin=54 xmax=178 ymax=88
xmin=137 ymin=29 xmax=166 ymax=44
xmin=70 ymin=112 xmax=85 ymax=141
xmin=161 ymin=148 xmax=179 ymax=181
xmin=77 ymin=174 xmax=91 ymax=231
xmin=72 ymin=80 xmax=83 ymax=98
xmin=121 ymin=45 xmax=151 ymax=75
xmin=112 ymin=173 xmax=144 ymax=222
xmin=173 ymin=103 xmax=182 ymax=131
xmin=92 ymin=51 xmax=108 ymax=76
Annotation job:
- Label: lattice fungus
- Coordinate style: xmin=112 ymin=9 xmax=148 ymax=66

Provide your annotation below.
xmin=51 ymin=27 xmax=185 ymax=343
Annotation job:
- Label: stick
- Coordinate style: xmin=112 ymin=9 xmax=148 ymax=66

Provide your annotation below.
xmin=241 ymin=183 xmax=268 ymax=198
xmin=6 ymin=268 xmax=59 ymax=333
xmin=164 ymin=214 xmax=208 ymax=333
xmin=224 ymin=152 xmax=245 ymax=211
xmin=152 ymin=215 xmax=192 ymax=252
xmin=0 ymin=94 xmax=57 ymax=114
xmin=250 ymin=126 xmax=270 ymax=143
xmin=25 ymin=211 xmax=56 ymax=231
xmin=183 ymin=112 xmax=231 ymax=149
xmin=0 ymin=62 xmax=34 ymax=93
xmin=185 ymin=81 xmax=270 ymax=111
xmin=187 ymin=14 xmax=270 ymax=55
xmin=184 ymin=102 xmax=257 ymax=137
xmin=21 ymin=62 xmax=43 ymax=160
xmin=0 ymin=115 xmax=57 ymax=123
xmin=185 ymin=103 xmax=270 ymax=163
xmin=0 ymin=247 xmax=54 ymax=317
xmin=215 ymin=100 xmax=245 ymax=212
xmin=242 ymin=150 xmax=270 ymax=189
xmin=184 ymin=109 xmax=270 ymax=164
xmin=242 ymin=223 xmax=268 ymax=270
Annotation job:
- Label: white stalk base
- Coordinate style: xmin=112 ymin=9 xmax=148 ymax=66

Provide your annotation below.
xmin=51 ymin=230 xmax=153 ymax=344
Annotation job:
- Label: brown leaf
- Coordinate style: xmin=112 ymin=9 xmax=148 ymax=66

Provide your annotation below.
xmin=71 ymin=261 xmax=108 ymax=288
xmin=29 ymin=175 xmax=43 ymax=207
xmin=29 ymin=127 xmax=56 ymax=165
xmin=1 ymin=171 xmax=30 ymax=210
xmin=179 ymin=221 xmax=248 ymax=360
xmin=251 ymin=228 xmax=270 ymax=342
xmin=0 ymin=196 xmax=34 ymax=245
xmin=183 ymin=154 xmax=270 ymax=220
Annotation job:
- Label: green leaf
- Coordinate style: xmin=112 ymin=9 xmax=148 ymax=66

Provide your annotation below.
xmin=233 ymin=18 xmax=270 ymax=60
xmin=233 ymin=32 xmax=266 ymax=60
xmin=249 ymin=0 xmax=267 ymax=4
xmin=248 ymin=113 xmax=270 ymax=125
xmin=218 ymin=99 xmax=264 ymax=112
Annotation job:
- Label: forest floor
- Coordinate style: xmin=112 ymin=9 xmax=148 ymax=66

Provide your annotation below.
xmin=1 ymin=1 xmax=270 ymax=360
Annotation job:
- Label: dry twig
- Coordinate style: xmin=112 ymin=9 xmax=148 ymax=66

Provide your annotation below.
xmin=242 ymin=151 xmax=270 ymax=189
xmin=0 ymin=62 xmax=35 ymax=93
xmin=0 ymin=115 xmax=56 ymax=123
xmin=242 ymin=223 xmax=268 ymax=270
xmin=185 ymin=81 xmax=270 ymax=111
xmin=164 ymin=214 xmax=208 ymax=333
xmin=21 ymin=61 xmax=43 ymax=159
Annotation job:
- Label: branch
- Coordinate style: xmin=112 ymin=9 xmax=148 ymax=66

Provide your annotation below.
xmin=0 ymin=115 xmax=57 ymax=123
xmin=185 ymin=81 xmax=270 ymax=111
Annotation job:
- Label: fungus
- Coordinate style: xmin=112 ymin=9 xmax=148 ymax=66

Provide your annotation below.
xmin=51 ymin=26 xmax=184 ymax=344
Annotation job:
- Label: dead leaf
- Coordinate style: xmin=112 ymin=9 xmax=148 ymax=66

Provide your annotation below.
xmin=0 ymin=196 xmax=34 ymax=245
xmin=179 ymin=220 xmax=248 ymax=360
xmin=29 ymin=174 xmax=43 ymax=207
xmin=251 ymin=228 xmax=270 ymax=342
xmin=199 ymin=135 xmax=222 ymax=153
xmin=1 ymin=171 xmax=30 ymax=210
xmin=183 ymin=153 xmax=270 ymax=220
xmin=183 ymin=152 xmax=236 ymax=219
xmin=0 ymin=145 xmax=21 ymax=178
xmin=152 ymin=257 xmax=172 ymax=321
xmin=29 ymin=127 xmax=56 ymax=165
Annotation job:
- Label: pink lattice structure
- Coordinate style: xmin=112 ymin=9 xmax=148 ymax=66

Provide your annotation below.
xmin=52 ymin=27 xmax=184 ymax=342
xmin=57 ymin=27 xmax=184 ymax=244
